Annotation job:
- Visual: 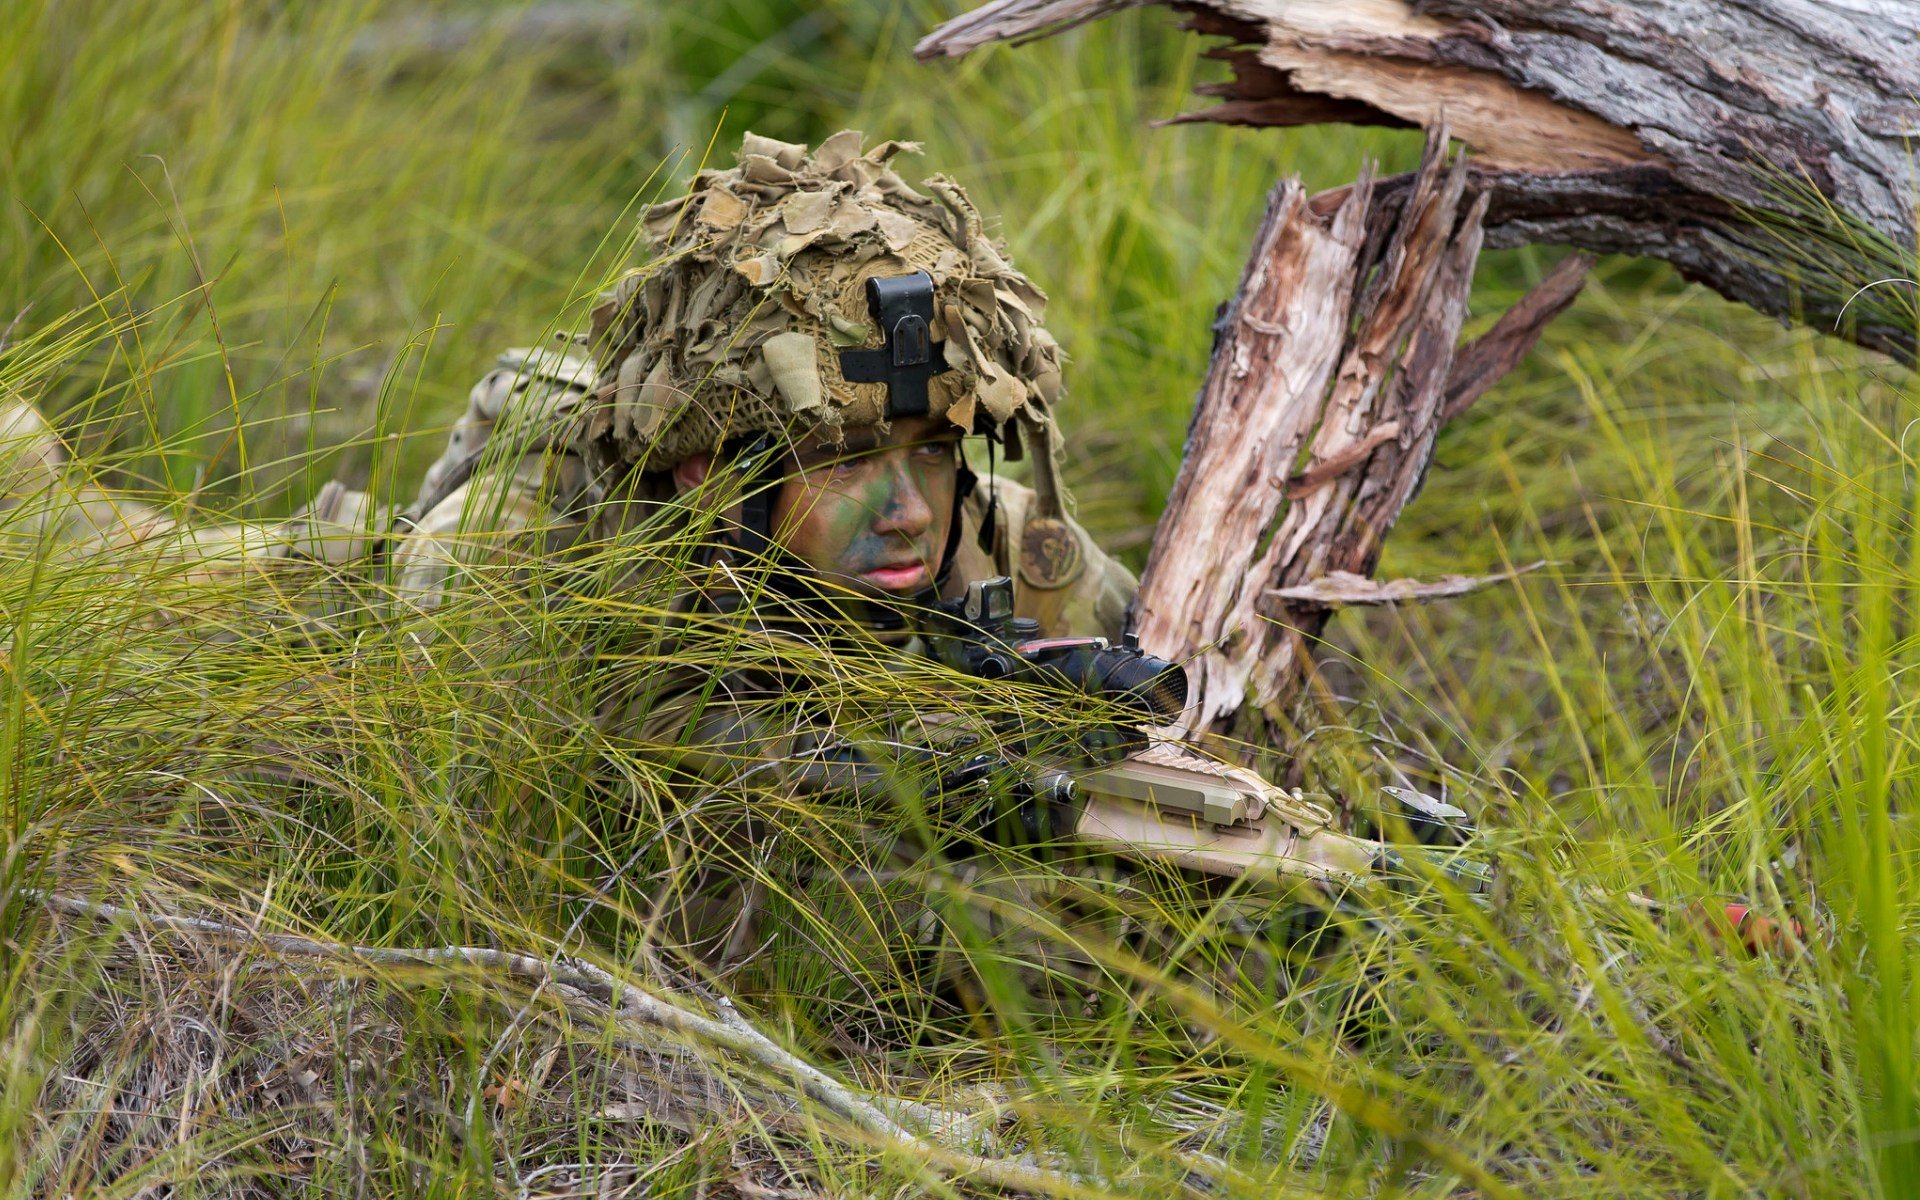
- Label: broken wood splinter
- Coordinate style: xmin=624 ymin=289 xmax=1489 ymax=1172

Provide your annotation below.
xmin=1265 ymin=563 xmax=1547 ymax=611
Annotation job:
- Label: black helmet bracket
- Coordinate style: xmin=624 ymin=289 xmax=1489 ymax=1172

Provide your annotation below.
xmin=838 ymin=271 xmax=950 ymax=419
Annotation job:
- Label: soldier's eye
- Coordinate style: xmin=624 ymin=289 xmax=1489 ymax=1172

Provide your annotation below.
xmin=798 ymin=448 xmax=860 ymax=472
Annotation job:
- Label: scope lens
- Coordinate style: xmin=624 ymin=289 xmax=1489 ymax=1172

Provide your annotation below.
xmin=1097 ymin=652 xmax=1189 ymax=721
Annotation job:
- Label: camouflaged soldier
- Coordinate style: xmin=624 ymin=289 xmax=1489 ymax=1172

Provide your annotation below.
xmin=384 ymin=130 xmax=1151 ymax=976
xmin=0 ymin=131 xmax=1399 ymax=987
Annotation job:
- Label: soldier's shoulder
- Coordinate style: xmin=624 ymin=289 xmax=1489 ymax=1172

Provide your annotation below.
xmin=403 ymin=341 xmax=600 ymax=524
xmin=494 ymin=344 xmax=597 ymax=389
xmin=469 ymin=343 xmax=597 ymax=421
xmin=956 ymin=480 xmax=1137 ymax=639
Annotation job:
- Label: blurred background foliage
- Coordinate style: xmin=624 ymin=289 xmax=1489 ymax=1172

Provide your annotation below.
xmin=4 ymin=1 xmax=1917 ymax=1196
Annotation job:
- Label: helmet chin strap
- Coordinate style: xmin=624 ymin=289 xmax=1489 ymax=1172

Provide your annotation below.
xmin=976 ymin=425 xmax=1000 ymax=550
xmin=726 ymin=432 xmax=782 ymax=566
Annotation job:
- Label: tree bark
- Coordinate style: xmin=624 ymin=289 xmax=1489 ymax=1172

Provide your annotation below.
xmin=919 ymin=0 xmax=1920 ymax=362
xmin=1128 ymin=129 xmax=1584 ymax=748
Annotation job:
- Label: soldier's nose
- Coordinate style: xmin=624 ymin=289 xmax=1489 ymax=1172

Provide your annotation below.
xmin=873 ymin=463 xmax=933 ymax=539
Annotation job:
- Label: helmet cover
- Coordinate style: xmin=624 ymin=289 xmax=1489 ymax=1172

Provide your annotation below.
xmin=582 ymin=130 xmax=1065 ymax=473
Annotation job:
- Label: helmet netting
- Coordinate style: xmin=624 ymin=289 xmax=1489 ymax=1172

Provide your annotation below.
xmin=581 ymin=130 xmax=1064 ymax=473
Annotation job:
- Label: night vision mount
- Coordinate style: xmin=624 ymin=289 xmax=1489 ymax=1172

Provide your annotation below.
xmin=839 ymin=271 xmax=950 ymax=419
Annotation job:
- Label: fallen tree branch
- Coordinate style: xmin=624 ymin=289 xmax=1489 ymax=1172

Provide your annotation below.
xmin=1265 ymin=563 xmax=1545 ymax=610
xmin=918 ymin=0 xmax=1920 ymax=361
xmin=37 ymin=891 xmax=1081 ymax=1195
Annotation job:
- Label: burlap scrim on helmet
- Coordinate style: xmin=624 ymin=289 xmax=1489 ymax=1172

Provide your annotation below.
xmin=582 ymin=130 xmax=1065 ymax=472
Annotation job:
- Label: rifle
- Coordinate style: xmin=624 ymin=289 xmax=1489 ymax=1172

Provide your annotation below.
xmin=923 ymin=576 xmax=1491 ymax=896
xmin=922 ymin=577 xmax=1808 ymax=955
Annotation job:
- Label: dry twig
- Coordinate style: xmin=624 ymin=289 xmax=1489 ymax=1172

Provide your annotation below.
xmin=36 ymin=891 xmax=1086 ymax=1195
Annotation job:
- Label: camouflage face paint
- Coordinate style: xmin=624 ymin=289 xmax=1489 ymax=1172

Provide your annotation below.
xmin=770 ymin=416 xmax=959 ymax=598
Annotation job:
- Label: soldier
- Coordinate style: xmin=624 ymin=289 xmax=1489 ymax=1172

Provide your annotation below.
xmin=385 ymin=130 xmax=1193 ymax=986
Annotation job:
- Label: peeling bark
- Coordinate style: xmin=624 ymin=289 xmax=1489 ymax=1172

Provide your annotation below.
xmin=920 ymin=0 xmax=1920 ymax=361
xmin=1267 ymin=562 xmax=1545 ymax=608
xmin=1125 ymin=131 xmax=1565 ymax=747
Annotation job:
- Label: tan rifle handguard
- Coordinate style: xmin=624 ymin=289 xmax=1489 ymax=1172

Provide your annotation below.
xmin=1072 ymin=741 xmax=1434 ymax=887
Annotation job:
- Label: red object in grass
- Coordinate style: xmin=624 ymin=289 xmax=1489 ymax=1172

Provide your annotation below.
xmin=1692 ymin=900 xmax=1804 ymax=958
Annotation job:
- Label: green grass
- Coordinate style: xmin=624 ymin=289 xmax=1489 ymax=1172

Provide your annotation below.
xmin=4 ymin=1 xmax=1919 ymax=1196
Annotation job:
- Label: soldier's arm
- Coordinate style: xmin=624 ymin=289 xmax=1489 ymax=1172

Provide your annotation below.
xmin=0 ymin=397 xmax=396 ymax=647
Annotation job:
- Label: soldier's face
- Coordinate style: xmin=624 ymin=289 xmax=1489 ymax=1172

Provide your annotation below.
xmin=771 ymin=416 xmax=960 ymax=598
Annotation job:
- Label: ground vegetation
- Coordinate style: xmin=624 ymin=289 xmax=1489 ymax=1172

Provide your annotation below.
xmin=2 ymin=2 xmax=1914 ymax=1196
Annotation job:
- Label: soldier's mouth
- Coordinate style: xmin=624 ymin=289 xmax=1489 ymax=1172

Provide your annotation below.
xmin=859 ymin=563 xmax=930 ymax=592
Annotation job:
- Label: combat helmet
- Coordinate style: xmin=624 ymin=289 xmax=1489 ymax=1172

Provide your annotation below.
xmin=577 ymin=130 xmax=1070 ymax=539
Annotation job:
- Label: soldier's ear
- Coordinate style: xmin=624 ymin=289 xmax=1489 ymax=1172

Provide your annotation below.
xmin=672 ymin=453 xmax=713 ymax=494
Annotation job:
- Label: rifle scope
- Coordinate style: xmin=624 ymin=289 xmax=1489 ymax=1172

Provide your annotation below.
xmin=1013 ymin=636 xmax=1188 ymax=722
xmin=931 ymin=577 xmax=1190 ymax=723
